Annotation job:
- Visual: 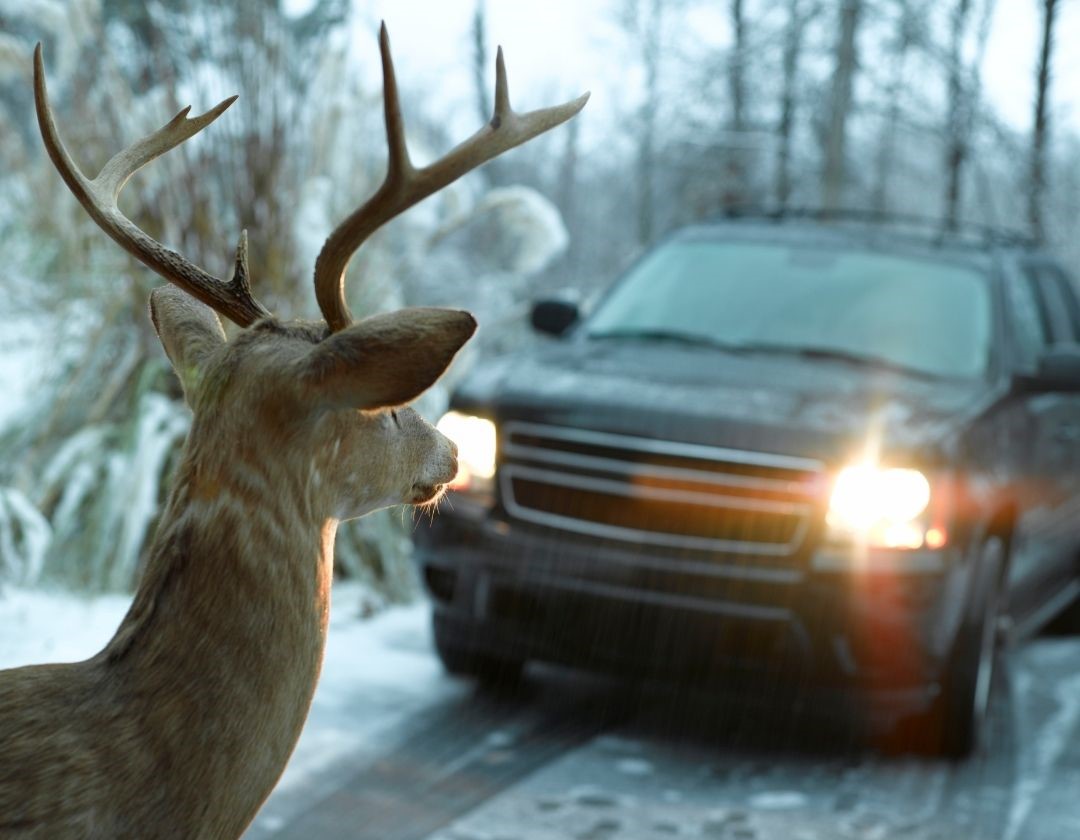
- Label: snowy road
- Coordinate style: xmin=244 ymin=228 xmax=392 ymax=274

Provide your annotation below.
xmin=246 ymin=601 xmax=1080 ymax=840
xmin=2 ymin=586 xmax=1076 ymax=840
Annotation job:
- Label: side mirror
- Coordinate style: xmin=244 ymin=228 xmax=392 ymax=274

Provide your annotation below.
xmin=530 ymin=298 xmax=580 ymax=337
xmin=1012 ymin=345 xmax=1080 ymax=394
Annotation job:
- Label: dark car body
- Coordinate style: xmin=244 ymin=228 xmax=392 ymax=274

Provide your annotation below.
xmin=416 ymin=215 xmax=1080 ymax=753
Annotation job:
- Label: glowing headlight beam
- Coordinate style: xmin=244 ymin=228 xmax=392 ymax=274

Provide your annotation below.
xmin=436 ymin=412 xmax=497 ymax=485
xmin=827 ymin=465 xmax=931 ymax=539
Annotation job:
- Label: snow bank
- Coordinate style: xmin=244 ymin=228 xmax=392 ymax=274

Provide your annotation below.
xmin=0 ymin=316 xmax=44 ymax=431
xmin=0 ymin=488 xmax=51 ymax=585
xmin=0 ymin=586 xmax=130 ymax=668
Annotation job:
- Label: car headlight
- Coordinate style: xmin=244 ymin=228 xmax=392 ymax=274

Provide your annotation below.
xmin=826 ymin=464 xmax=943 ymax=549
xmin=436 ymin=411 xmax=497 ymax=493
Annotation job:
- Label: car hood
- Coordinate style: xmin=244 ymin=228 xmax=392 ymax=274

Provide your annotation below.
xmin=453 ymin=339 xmax=992 ymax=463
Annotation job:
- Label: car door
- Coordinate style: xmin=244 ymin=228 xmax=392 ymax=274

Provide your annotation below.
xmin=994 ymin=262 xmax=1051 ymax=625
xmin=1013 ymin=259 xmax=1080 ymax=625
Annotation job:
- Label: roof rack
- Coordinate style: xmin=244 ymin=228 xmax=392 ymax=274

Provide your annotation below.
xmin=709 ymin=206 xmax=1039 ymax=249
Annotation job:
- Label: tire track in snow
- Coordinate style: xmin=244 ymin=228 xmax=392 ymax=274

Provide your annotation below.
xmin=260 ymin=635 xmax=1080 ymax=840
xmin=268 ymin=673 xmax=627 ymax=840
xmin=1003 ymin=642 xmax=1080 ymax=840
xmin=420 ymin=643 xmax=1075 ymax=840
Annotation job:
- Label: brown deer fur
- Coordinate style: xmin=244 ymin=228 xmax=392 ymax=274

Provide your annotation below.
xmin=0 ymin=288 xmax=475 ymax=838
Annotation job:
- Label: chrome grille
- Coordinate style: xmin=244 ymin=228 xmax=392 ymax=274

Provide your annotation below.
xmin=500 ymin=421 xmax=824 ymax=558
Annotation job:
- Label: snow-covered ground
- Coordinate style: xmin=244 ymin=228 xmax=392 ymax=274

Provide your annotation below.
xmin=0 ymin=585 xmax=132 ymax=666
xmin=3 ymin=585 xmax=1079 ymax=840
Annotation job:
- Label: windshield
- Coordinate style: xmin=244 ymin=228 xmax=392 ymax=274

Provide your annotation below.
xmin=586 ymin=239 xmax=993 ymax=379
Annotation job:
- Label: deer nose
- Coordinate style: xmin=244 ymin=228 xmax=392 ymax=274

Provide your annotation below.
xmin=448 ymin=439 xmax=459 ymax=459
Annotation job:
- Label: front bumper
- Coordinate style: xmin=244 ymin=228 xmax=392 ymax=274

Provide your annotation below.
xmin=416 ymin=501 xmax=970 ymax=712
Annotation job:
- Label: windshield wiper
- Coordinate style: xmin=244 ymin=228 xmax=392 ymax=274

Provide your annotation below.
xmin=586 ymin=329 xmax=745 ymax=353
xmin=728 ymin=342 xmax=951 ymax=380
xmin=587 ymin=331 xmax=954 ymax=380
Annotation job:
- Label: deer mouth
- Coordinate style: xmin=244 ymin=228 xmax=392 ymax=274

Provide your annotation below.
xmin=410 ymin=483 xmax=447 ymax=505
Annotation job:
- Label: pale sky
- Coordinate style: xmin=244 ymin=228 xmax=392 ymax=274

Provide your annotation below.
xmin=342 ymin=0 xmax=616 ymax=144
xmin=285 ymin=0 xmax=1080 ymax=140
xmin=984 ymin=0 xmax=1080 ymax=132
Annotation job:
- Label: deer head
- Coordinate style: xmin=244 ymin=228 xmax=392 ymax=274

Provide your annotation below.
xmin=32 ymin=24 xmax=589 ymax=521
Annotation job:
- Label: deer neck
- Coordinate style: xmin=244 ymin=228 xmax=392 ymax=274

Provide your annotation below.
xmin=100 ymin=442 xmax=337 ymax=822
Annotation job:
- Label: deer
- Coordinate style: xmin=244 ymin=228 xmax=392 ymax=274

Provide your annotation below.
xmin=0 ymin=25 xmax=587 ymax=840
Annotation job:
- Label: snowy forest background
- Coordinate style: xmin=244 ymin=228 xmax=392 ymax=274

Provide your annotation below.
xmin=0 ymin=0 xmax=1075 ymax=601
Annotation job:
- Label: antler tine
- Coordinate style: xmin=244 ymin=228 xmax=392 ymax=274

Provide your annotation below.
xmin=33 ymin=44 xmax=271 ymax=327
xmin=379 ymin=25 xmax=412 ymax=184
xmin=314 ymin=23 xmax=590 ymax=333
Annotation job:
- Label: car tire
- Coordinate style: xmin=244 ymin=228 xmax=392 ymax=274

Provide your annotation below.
xmin=887 ymin=536 xmax=1004 ymax=759
xmin=935 ymin=536 xmax=1006 ymax=759
xmin=1042 ymin=556 xmax=1080 ymax=636
xmin=1044 ymin=597 xmax=1080 ymax=635
xmin=432 ymin=616 xmax=525 ymax=685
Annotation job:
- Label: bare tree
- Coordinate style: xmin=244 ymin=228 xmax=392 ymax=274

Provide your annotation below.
xmin=470 ymin=0 xmax=505 ymax=187
xmin=941 ymin=0 xmax=995 ymax=228
xmin=620 ymin=0 xmax=665 ymax=245
xmin=871 ymin=0 xmax=923 ymax=213
xmin=557 ymin=109 xmax=581 ymax=255
xmin=472 ymin=0 xmax=491 ymax=124
xmin=1029 ymin=0 xmax=1060 ymax=242
xmin=730 ymin=0 xmax=747 ymax=135
xmin=722 ymin=0 xmax=752 ymax=207
xmin=821 ymin=0 xmax=863 ymax=211
xmin=776 ymin=0 xmax=814 ymax=207
xmin=942 ymin=0 xmax=974 ymax=227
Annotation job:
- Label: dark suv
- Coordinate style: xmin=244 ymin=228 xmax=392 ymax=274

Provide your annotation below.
xmin=416 ymin=212 xmax=1080 ymax=756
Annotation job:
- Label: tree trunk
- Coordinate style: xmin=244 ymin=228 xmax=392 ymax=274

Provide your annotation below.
xmin=636 ymin=0 xmax=662 ymax=245
xmin=729 ymin=0 xmax=746 ymax=135
xmin=870 ymin=31 xmax=910 ymax=214
xmin=1029 ymin=0 xmax=1058 ymax=243
xmin=821 ymin=0 xmax=862 ymax=212
xmin=472 ymin=0 xmax=491 ymax=125
xmin=944 ymin=0 xmax=996 ymax=227
xmin=943 ymin=0 xmax=973 ymax=229
xmin=776 ymin=0 xmax=806 ymax=208
xmin=471 ymin=0 xmax=499 ymax=186
xmin=556 ymin=111 xmax=581 ymax=273
xmin=723 ymin=0 xmax=749 ymax=208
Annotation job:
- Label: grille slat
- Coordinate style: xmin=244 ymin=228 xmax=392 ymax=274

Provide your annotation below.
xmin=500 ymin=422 xmax=823 ymax=561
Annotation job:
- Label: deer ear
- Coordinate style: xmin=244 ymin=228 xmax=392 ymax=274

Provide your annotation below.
xmin=302 ymin=308 xmax=477 ymax=411
xmin=149 ymin=285 xmax=227 ymax=403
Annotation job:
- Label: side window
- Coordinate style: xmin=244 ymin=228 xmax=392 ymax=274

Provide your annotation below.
xmin=1029 ymin=264 xmax=1080 ymax=342
xmin=1003 ymin=268 xmax=1048 ymax=370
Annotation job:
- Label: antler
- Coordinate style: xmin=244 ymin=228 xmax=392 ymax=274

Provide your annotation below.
xmin=33 ymin=44 xmax=271 ymax=327
xmin=313 ymin=23 xmax=590 ymax=333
